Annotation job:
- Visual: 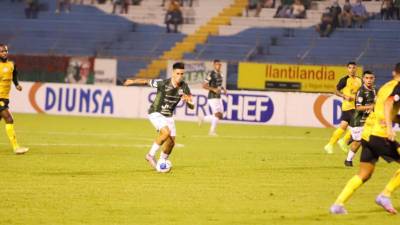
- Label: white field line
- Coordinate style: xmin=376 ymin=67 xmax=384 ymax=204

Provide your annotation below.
xmin=0 ymin=142 xmax=185 ymax=148
xmin=0 ymin=142 xmax=146 ymax=148
xmin=9 ymin=131 xmax=325 ymax=149
xmin=190 ymin=135 xmax=326 ymax=141
xmin=18 ymin=131 xmax=154 ymax=141
xmin=0 ymin=135 xmax=322 ymax=149
xmin=18 ymin=131 xmax=326 ymax=141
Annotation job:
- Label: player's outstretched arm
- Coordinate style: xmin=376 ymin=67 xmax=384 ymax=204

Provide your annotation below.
xmin=123 ymin=78 xmax=150 ymax=86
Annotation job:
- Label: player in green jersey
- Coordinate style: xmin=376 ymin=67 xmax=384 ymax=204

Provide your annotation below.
xmin=345 ymin=71 xmax=376 ymax=167
xmin=124 ymin=62 xmax=194 ymax=170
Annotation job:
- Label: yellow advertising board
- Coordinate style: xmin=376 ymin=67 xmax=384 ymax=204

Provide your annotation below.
xmin=238 ymin=62 xmax=363 ymax=93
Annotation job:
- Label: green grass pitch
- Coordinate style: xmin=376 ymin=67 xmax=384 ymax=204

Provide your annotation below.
xmin=0 ymin=113 xmax=399 ymax=225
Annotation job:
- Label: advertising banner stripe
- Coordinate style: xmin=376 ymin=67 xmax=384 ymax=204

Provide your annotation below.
xmin=28 ymin=82 xmax=44 ymax=114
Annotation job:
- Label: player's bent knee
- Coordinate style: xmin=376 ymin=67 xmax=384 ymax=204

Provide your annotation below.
xmin=215 ymin=112 xmax=223 ymax=119
xmin=159 ymin=127 xmax=171 ymax=139
xmin=358 ymin=171 xmax=373 ymax=182
xmin=362 ymin=174 xmax=372 ymax=182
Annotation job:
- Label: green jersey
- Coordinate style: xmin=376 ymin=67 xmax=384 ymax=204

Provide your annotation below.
xmin=204 ymin=70 xmax=223 ymax=99
xmin=350 ymin=84 xmax=376 ymax=127
xmin=148 ymin=78 xmax=191 ymax=117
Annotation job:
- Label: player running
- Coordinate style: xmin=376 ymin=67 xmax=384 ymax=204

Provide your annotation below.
xmin=123 ymin=62 xmax=194 ymax=170
xmin=330 ymin=63 xmax=400 ymax=215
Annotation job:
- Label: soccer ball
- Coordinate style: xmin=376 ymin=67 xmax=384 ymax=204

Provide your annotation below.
xmin=156 ymin=158 xmax=172 ymax=173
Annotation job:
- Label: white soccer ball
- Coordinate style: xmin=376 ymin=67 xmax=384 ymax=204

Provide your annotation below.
xmin=156 ymin=159 xmax=172 ymax=173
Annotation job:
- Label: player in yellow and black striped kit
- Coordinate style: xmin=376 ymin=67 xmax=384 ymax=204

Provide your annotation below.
xmin=0 ymin=44 xmax=28 ymax=154
xmin=330 ymin=63 xmax=400 ymax=214
xmin=324 ymin=62 xmax=362 ymax=154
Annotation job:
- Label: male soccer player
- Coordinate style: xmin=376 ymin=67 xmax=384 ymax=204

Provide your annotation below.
xmin=0 ymin=44 xmax=28 ymax=154
xmin=123 ymin=62 xmax=194 ymax=170
xmin=199 ymin=59 xmax=226 ymax=136
xmin=330 ymin=63 xmax=400 ymax=215
xmin=324 ymin=62 xmax=362 ymax=154
xmin=344 ymin=71 xmax=376 ymax=167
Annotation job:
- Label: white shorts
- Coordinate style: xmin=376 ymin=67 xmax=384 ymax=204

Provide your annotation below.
xmin=148 ymin=112 xmax=176 ymax=137
xmin=208 ymin=98 xmax=223 ymax=114
xmin=350 ymin=126 xmax=363 ymax=141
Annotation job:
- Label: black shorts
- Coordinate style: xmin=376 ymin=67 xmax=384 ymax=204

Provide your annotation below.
xmin=360 ymin=135 xmax=400 ymax=163
xmin=340 ymin=109 xmax=355 ymax=123
xmin=0 ymin=98 xmax=9 ymax=112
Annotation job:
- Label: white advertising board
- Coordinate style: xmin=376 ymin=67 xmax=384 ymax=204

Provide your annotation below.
xmin=11 ymin=82 xmax=351 ymax=128
xmin=11 ymin=82 xmax=139 ymax=118
xmin=138 ymin=88 xmax=286 ymax=125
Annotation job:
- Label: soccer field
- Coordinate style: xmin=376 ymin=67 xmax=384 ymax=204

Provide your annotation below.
xmin=0 ymin=114 xmax=399 ymax=225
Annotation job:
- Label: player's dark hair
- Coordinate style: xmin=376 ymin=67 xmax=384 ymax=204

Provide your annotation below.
xmin=363 ymin=70 xmax=374 ymax=76
xmin=394 ymin=63 xmax=400 ymax=74
xmin=347 ymin=61 xmax=357 ymax=66
xmin=173 ymin=62 xmax=185 ymax=70
xmin=213 ymin=59 xmax=221 ymax=64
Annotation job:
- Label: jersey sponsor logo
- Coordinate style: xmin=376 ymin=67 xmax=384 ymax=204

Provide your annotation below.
xmin=29 ymin=83 xmax=114 ymax=114
xmin=161 ymin=104 xmax=170 ymax=110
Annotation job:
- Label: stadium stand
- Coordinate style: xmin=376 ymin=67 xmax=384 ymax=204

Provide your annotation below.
xmin=183 ymin=0 xmax=398 ymax=88
xmin=0 ymin=0 xmax=237 ymax=80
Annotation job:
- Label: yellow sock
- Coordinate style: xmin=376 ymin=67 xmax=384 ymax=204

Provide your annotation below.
xmin=382 ymin=169 xmax=400 ymax=197
xmin=343 ymin=129 xmax=351 ymax=143
xmin=5 ymin=124 xmax=19 ymax=151
xmin=334 ymin=175 xmax=363 ymax=205
xmin=328 ymin=127 xmax=346 ymax=145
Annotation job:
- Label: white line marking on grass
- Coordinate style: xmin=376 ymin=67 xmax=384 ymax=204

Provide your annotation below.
xmin=19 ymin=130 xmax=325 ymax=141
xmin=19 ymin=131 xmax=135 ymax=136
xmin=190 ymin=135 xmax=326 ymax=141
xmin=0 ymin=142 xmax=185 ymax=148
xmin=18 ymin=131 xmax=154 ymax=141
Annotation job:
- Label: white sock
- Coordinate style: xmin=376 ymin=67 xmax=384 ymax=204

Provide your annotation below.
xmin=149 ymin=142 xmax=160 ymax=156
xmin=210 ymin=116 xmax=219 ymax=133
xmin=346 ymin=150 xmax=356 ymax=161
xmin=160 ymin=152 xmax=169 ymax=160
